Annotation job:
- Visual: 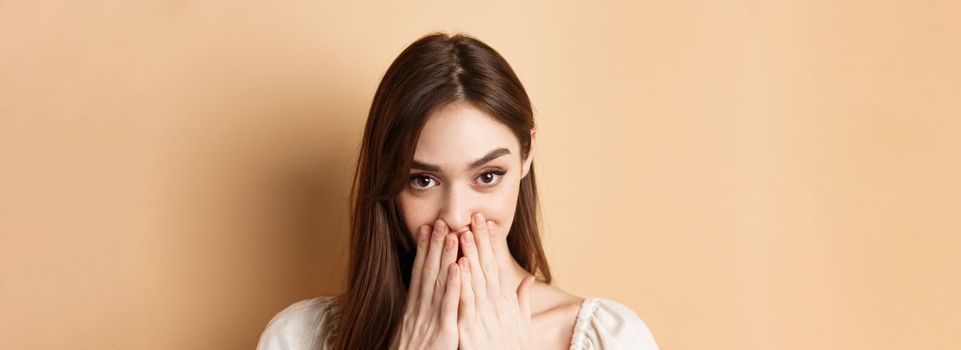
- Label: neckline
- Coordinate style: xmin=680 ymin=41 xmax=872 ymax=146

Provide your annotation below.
xmin=326 ymin=295 xmax=602 ymax=349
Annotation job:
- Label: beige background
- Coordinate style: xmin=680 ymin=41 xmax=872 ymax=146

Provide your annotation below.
xmin=2 ymin=1 xmax=959 ymax=349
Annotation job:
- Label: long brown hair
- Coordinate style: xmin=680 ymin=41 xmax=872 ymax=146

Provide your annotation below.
xmin=333 ymin=32 xmax=551 ymax=349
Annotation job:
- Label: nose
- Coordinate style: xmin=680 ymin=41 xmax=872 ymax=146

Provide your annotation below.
xmin=439 ymin=183 xmax=475 ymax=234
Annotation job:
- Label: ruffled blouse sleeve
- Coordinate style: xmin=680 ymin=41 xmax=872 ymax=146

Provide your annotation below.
xmin=569 ymin=297 xmax=659 ymax=350
xmin=256 ymin=296 xmax=339 ymax=350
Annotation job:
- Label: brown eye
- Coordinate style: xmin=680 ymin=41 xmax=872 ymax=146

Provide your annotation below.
xmin=476 ymin=169 xmax=507 ymax=186
xmin=410 ymin=175 xmax=437 ymax=190
xmin=480 ymin=173 xmax=495 ymax=184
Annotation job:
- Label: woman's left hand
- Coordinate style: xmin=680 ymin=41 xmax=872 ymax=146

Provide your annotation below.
xmin=456 ymin=212 xmax=536 ymax=350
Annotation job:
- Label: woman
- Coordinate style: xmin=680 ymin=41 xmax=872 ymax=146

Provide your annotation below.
xmin=257 ymin=32 xmax=658 ymax=350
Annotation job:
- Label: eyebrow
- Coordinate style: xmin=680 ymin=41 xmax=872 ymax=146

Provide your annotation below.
xmin=411 ymin=148 xmax=511 ymax=172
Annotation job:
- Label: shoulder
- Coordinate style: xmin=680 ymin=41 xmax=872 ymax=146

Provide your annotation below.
xmin=256 ymin=296 xmax=340 ymax=350
xmin=529 ymin=284 xmax=584 ymax=348
xmin=569 ymin=297 xmax=659 ymax=350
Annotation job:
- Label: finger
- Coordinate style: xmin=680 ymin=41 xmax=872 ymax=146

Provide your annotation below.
xmin=406 ymin=225 xmax=431 ymax=308
xmin=471 ymin=212 xmax=501 ymax=297
xmin=516 ymin=274 xmax=535 ymax=320
xmin=433 ymin=233 xmax=458 ymax=308
xmin=419 ymin=219 xmax=447 ymax=316
xmin=458 ymin=256 xmax=476 ymax=323
xmin=486 ymin=219 xmax=508 ymax=259
xmin=460 ymin=230 xmax=488 ymax=302
xmin=486 ymin=220 xmax=513 ymax=299
xmin=439 ymin=262 xmax=460 ymax=331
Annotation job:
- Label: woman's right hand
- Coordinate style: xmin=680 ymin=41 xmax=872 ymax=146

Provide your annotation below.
xmin=398 ymin=220 xmax=461 ymax=350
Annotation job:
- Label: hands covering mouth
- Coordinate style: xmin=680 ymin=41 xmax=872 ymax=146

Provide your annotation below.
xmin=399 ymin=212 xmax=535 ymax=350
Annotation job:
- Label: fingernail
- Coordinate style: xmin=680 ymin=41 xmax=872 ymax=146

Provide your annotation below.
xmin=433 ymin=219 xmax=446 ymax=235
xmin=445 ymin=235 xmax=455 ymax=250
xmin=474 ymin=213 xmax=485 ymax=227
xmin=462 ymin=231 xmax=473 ymax=245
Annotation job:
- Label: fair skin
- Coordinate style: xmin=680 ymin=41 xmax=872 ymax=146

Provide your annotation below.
xmin=396 ymin=100 xmax=583 ymax=350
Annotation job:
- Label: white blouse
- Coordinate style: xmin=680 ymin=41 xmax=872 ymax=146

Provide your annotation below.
xmin=256 ymin=296 xmax=659 ymax=350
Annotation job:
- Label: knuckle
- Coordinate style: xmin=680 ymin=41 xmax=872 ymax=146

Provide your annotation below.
xmin=416 ymin=296 xmax=427 ymax=307
xmin=472 ymin=280 xmax=487 ymax=293
xmin=434 ymin=278 xmax=447 ymax=294
xmin=482 ymin=261 xmax=497 ymax=273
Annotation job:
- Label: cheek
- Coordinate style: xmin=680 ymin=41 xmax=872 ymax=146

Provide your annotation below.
xmin=396 ymin=191 xmax=435 ymax=240
xmin=486 ymin=179 xmax=522 ymax=235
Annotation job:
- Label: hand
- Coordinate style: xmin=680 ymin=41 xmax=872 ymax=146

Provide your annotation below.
xmin=456 ymin=213 xmax=535 ymax=350
xmin=399 ymin=220 xmax=462 ymax=350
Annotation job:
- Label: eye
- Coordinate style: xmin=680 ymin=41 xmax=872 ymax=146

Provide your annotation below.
xmin=476 ymin=167 xmax=507 ymax=187
xmin=409 ymin=174 xmax=438 ymax=190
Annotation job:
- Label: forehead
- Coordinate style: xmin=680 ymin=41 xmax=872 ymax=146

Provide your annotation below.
xmin=413 ymin=101 xmax=518 ymax=165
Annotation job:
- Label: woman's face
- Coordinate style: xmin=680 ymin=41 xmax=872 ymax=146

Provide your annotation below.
xmin=396 ymin=100 xmax=534 ymax=244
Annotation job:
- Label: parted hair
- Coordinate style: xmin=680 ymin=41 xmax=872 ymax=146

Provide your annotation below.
xmin=333 ymin=31 xmax=551 ymax=349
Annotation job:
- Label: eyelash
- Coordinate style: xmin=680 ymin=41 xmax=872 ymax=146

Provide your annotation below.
xmin=409 ymin=167 xmax=507 ymax=191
